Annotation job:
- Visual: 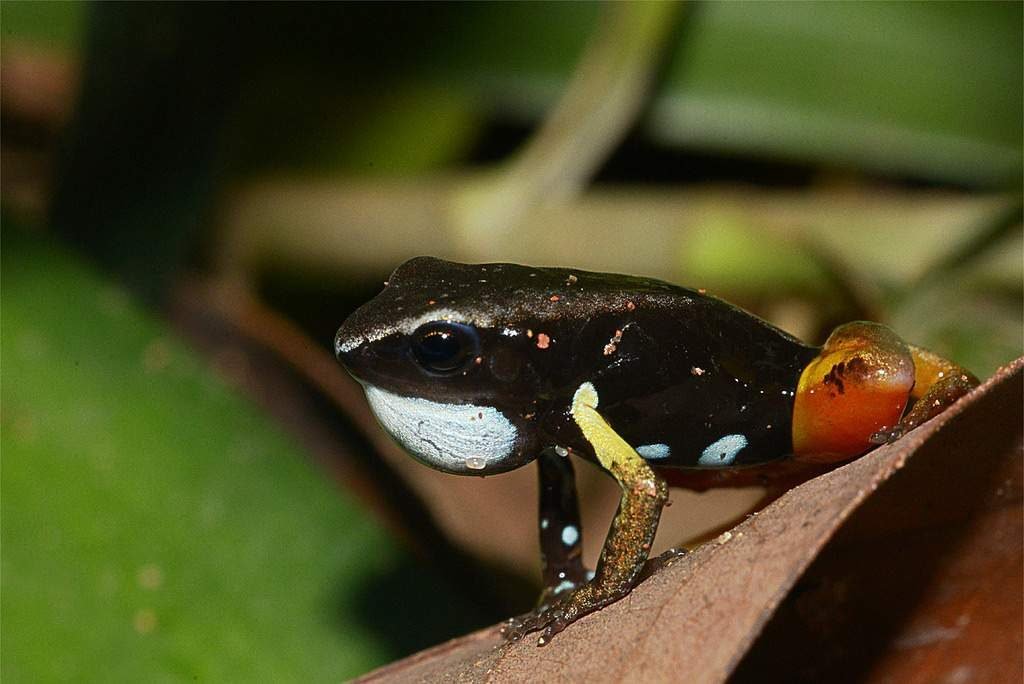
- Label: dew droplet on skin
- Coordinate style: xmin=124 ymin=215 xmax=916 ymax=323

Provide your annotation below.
xmin=465 ymin=456 xmax=487 ymax=470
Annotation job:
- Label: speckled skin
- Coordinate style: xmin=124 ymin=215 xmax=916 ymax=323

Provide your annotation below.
xmin=336 ymin=256 xmax=819 ymax=475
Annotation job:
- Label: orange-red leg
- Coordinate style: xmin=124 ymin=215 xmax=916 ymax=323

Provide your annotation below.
xmin=792 ymin=322 xmax=978 ymax=463
xmin=792 ymin=322 xmax=914 ymax=463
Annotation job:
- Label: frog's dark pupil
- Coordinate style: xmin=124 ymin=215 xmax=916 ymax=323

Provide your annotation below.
xmin=411 ymin=322 xmax=479 ymax=373
xmin=420 ymin=331 xmax=459 ymax=364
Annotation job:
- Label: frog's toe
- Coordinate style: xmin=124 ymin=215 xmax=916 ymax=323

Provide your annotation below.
xmin=657 ymin=547 xmax=688 ymax=564
xmin=869 ymin=424 xmax=905 ymax=445
xmin=499 ymin=615 xmax=526 ymax=641
xmin=500 ymin=606 xmax=555 ymax=642
xmin=536 ymin=615 xmax=570 ymax=646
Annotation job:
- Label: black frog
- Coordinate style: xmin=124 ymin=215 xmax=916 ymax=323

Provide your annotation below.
xmin=335 ymin=257 xmax=976 ymax=644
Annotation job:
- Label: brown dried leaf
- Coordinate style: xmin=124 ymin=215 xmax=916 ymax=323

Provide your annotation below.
xmin=358 ymin=357 xmax=1023 ymax=683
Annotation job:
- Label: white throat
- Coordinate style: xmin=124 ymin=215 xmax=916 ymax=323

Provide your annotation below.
xmin=363 ymin=385 xmax=518 ymax=474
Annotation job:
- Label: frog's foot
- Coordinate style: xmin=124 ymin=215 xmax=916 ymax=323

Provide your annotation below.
xmin=646 ymin=547 xmax=688 ymax=573
xmin=501 ymin=581 xmax=611 ymax=645
xmin=500 ymin=605 xmax=550 ymax=643
xmin=501 ymin=592 xmax=562 ymax=642
xmin=504 ymin=547 xmax=686 ymax=644
xmin=501 ymin=601 xmax=558 ymax=643
xmin=869 ymin=350 xmax=978 ymax=446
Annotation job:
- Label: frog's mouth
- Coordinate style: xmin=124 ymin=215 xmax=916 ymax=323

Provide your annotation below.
xmin=363 ymin=384 xmax=521 ymax=475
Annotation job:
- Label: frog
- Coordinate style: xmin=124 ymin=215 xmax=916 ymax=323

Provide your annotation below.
xmin=334 ymin=256 xmax=978 ymax=646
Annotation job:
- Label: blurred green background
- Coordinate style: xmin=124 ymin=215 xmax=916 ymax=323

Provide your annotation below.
xmin=2 ymin=1 xmax=1021 ymax=680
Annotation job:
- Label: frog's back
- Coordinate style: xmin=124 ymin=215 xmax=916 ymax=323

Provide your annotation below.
xmin=519 ymin=265 xmax=819 ymax=471
xmin=353 ymin=257 xmax=818 ymax=471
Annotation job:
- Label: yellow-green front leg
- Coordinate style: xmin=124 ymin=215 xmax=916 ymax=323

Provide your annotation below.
xmin=503 ymin=382 xmax=668 ymax=645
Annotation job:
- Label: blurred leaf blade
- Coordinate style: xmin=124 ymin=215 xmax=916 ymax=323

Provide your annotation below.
xmin=4 ymin=2 xmax=1019 ymax=187
xmin=0 ymin=229 xmax=480 ymax=680
xmin=411 ymin=1 xmax=1021 ymax=186
xmin=0 ymin=0 xmax=85 ymax=51
xmin=650 ymin=1 xmax=1022 ymax=186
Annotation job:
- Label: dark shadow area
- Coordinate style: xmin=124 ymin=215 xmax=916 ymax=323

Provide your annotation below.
xmin=731 ymin=366 xmax=1023 ymax=683
xmin=340 ymin=554 xmax=535 ymax=661
xmin=48 ymin=2 xmax=468 ymax=303
xmin=258 ymin=271 xmax=389 ymax=356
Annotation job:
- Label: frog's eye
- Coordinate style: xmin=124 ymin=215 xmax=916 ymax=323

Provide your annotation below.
xmin=410 ymin=321 xmax=480 ymax=374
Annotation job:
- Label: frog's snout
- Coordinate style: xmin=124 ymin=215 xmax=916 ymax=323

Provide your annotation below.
xmin=334 ymin=330 xmax=347 ymax=356
xmin=334 ymin=323 xmax=365 ymax=371
xmin=334 ymin=328 xmax=351 ymax=362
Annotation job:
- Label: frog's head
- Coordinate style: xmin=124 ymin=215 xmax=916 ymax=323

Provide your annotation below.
xmin=335 ymin=257 xmax=560 ymax=475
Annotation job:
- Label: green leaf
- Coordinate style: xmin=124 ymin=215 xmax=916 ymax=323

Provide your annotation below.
xmin=420 ymin=1 xmax=1020 ymax=186
xmin=649 ymin=1 xmax=1022 ymax=186
xmin=0 ymin=0 xmax=85 ymax=51
xmin=1 ymin=230 xmax=480 ymax=680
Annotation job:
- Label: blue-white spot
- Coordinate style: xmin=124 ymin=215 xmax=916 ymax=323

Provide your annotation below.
xmin=637 ymin=443 xmax=671 ymax=460
xmin=561 ymin=525 xmax=580 ymax=547
xmin=698 ymin=434 xmax=748 ymax=466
